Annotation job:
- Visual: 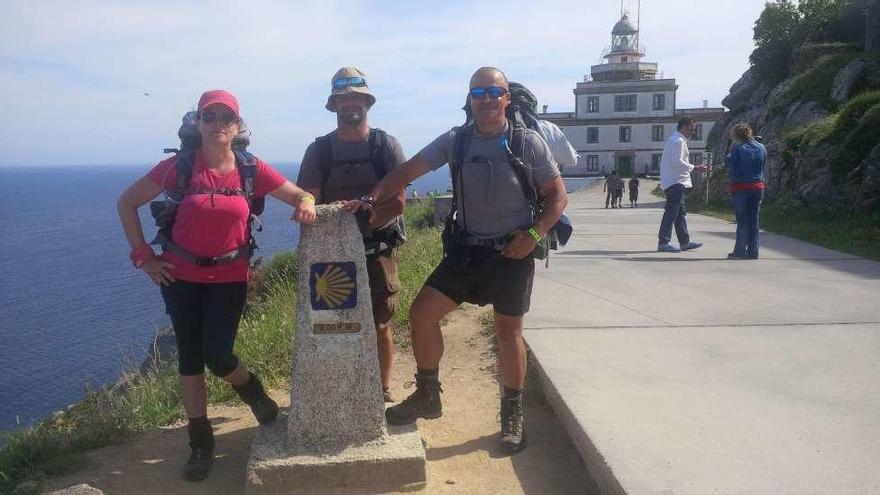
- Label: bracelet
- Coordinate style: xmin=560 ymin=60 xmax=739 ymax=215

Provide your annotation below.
xmin=359 ymin=195 xmax=376 ymax=208
xmin=527 ymin=227 xmax=543 ymax=242
xmin=130 ymin=244 xmax=155 ymax=268
xmin=299 ymin=193 xmax=316 ymax=205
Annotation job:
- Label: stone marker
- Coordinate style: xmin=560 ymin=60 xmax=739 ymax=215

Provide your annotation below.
xmin=246 ymin=205 xmax=426 ymax=494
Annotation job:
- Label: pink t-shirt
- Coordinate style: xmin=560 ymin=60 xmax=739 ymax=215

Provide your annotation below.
xmin=147 ymin=151 xmax=286 ymax=283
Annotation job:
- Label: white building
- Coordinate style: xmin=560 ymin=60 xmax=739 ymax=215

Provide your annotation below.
xmin=541 ymin=14 xmax=725 ymax=177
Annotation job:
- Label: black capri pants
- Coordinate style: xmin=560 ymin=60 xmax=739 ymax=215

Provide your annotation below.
xmin=160 ymin=280 xmax=247 ymax=377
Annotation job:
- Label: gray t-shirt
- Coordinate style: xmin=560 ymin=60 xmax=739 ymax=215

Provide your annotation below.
xmin=297 ymin=130 xmax=406 ymax=203
xmin=417 ymin=125 xmax=559 ymax=238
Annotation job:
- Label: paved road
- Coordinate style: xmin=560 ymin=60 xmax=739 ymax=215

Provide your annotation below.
xmin=524 ymin=180 xmax=880 ymax=495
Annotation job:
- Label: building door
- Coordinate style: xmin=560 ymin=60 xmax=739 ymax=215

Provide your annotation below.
xmin=616 ymin=154 xmax=633 ymax=177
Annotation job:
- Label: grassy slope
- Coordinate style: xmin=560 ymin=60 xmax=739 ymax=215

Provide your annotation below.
xmin=0 ymin=200 xmax=442 ymax=495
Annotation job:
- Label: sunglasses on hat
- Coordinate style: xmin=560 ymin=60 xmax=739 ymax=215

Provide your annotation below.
xmin=332 ymin=76 xmax=367 ymax=90
xmin=469 ymin=86 xmax=508 ymax=99
xmin=199 ymin=110 xmax=238 ymax=126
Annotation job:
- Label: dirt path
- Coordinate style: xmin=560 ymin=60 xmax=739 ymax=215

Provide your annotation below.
xmin=42 ymin=306 xmax=596 ymax=494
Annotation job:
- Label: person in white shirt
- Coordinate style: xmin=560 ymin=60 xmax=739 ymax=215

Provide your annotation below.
xmin=657 ymin=117 xmax=708 ymax=252
xmin=534 ymin=119 xmax=578 ymax=173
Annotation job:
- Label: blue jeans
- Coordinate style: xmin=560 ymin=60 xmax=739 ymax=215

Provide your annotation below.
xmin=658 ymin=183 xmax=690 ymax=245
xmin=731 ymin=189 xmax=763 ymax=258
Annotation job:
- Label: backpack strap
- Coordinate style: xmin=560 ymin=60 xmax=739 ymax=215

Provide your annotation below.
xmin=503 ymin=120 xmax=541 ymax=212
xmin=368 ymin=128 xmax=388 ymax=180
xmin=449 ymin=125 xmax=473 ymax=231
xmin=172 ymin=149 xmax=197 ymax=197
xmin=315 ymin=135 xmax=334 ymax=202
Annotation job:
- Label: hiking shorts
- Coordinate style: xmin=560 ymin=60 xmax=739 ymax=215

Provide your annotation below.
xmin=160 ymin=280 xmax=247 ymax=377
xmin=425 ymin=247 xmax=534 ymax=317
xmin=367 ymin=249 xmax=401 ymax=326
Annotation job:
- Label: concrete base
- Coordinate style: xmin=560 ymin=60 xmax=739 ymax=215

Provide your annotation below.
xmin=245 ymin=410 xmax=426 ymax=494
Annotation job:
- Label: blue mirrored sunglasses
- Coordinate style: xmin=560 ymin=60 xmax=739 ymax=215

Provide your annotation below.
xmin=469 ymin=86 xmax=508 ymax=99
xmin=332 ymin=76 xmax=367 ymax=90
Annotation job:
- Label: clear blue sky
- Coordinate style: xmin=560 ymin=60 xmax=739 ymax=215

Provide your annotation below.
xmin=0 ymin=0 xmax=767 ymax=167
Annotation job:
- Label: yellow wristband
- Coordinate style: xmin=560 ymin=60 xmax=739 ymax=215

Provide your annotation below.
xmin=299 ymin=194 xmax=315 ymax=205
xmin=527 ymin=227 xmax=542 ymax=242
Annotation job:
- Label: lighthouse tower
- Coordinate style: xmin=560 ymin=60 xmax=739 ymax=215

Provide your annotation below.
xmin=539 ymin=11 xmax=724 ymax=177
xmin=592 ymin=14 xmax=658 ymax=82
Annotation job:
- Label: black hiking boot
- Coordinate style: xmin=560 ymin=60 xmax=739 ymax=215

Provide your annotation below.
xmin=385 ymin=373 xmax=443 ymax=425
xmin=184 ymin=417 xmax=214 ymax=482
xmin=233 ymin=372 xmax=278 ymax=425
xmin=500 ymin=395 xmax=526 ymax=454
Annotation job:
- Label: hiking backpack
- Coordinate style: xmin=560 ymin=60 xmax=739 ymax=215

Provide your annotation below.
xmin=149 ymin=111 xmax=264 ymax=266
xmin=312 ymin=128 xmax=406 ymax=255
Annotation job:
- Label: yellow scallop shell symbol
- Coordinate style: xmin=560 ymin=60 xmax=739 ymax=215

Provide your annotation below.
xmin=314 ymin=264 xmax=356 ymax=308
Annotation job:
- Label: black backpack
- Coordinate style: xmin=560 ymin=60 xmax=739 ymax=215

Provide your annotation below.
xmin=312 ymin=128 xmax=406 ymax=256
xmin=149 ymin=111 xmax=264 ymax=266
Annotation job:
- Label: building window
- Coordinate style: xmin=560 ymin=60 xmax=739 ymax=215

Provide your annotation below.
xmin=614 ymin=95 xmax=637 ymax=112
xmin=652 ymin=125 xmax=664 ymax=142
xmin=587 ymin=97 xmax=600 ymax=113
xmin=619 ymin=126 xmax=631 ymax=143
xmin=585 ymin=155 xmax=599 ymax=171
xmin=652 ymin=94 xmax=666 ymax=111
xmin=690 ymin=123 xmax=703 ymax=141
xmin=587 ymin=127 xmax=599 ymax=144
xmin=689 ymin=152 xmax=704 ymax=164
xmin=651 ymin=153 xmax=662 ymax=172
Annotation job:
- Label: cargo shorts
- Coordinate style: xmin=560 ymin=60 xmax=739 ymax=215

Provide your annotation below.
xmin=366 ymin=248 xmax=401 ymax=326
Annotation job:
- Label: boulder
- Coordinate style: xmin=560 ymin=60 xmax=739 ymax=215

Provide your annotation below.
xmin=831 ymin=58 xmax=867 ymax=105
xmin=722 ymin=68 xmax=756 ymax=111
xmin=781 ymin=101 xmax=828 ymax=135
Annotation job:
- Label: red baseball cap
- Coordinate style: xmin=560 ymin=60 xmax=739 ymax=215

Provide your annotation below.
xmin=197 ymin=89 xmax=240 ymax=116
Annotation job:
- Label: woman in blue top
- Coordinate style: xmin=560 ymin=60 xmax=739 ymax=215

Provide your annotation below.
xmin=725 ymin=123 xmax=767 ymax=259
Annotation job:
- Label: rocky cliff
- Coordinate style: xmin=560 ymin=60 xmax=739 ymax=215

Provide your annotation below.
xmin=706 ymin=3 xmax=880 ymax=212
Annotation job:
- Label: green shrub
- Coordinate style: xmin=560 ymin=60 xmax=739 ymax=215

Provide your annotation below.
xmin=833 ymin=102 xmax=880 ymax=178
xmin=829 ymin=90 xmax=880 ymax=141
xmin=771 ymin=53 xmax=857 ymax=115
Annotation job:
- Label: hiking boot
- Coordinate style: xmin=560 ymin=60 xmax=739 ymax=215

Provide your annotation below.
xmin=184 ymin=417 xmax=214 ymax=482
xmin=500 ymin=395 xmax=526 ymax=454
xmin=232 ymin=372 xmax=278 ymax=425
xmin=385 ymin=374 xmax=443 ymax=425
xmin=383 ymin=387 xmax=394 ymax=403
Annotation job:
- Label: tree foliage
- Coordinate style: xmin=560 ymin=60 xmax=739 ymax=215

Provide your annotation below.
xmin=750 ymin=0 xmax=850 ymax=83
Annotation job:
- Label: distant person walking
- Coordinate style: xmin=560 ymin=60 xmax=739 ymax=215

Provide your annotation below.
xmin=628 ymin=176 xmax=640 ymax=207
xmin=615 ymin=175 xmax=625 ymax=208
xmin=657 ymin=117 xmax=708 ymax=252
xmin=604 ymin=171 xmax=619 ymax=208
xmin=725 ymin=123 xmax=766 ymax=259
xmin=117 ymin=90 xmax=317 ymax=482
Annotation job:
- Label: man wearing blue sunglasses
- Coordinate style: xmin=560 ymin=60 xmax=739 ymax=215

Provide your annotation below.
xmin=368 ymin=67 xmax=568 ymax=454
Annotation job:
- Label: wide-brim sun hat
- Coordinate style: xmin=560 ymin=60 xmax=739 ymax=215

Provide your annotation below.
xmin=326 ymin=67 xmax=376 ymax=112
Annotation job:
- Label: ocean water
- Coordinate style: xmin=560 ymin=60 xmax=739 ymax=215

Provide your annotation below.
xmin=0 ymin=163 xmax=449 ymax=430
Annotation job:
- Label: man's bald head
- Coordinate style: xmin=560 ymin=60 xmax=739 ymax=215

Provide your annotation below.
xmin=469 ymin=67 xmax=509 ymax=89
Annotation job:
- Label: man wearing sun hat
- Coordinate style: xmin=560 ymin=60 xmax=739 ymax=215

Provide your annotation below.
xmin=297 ymin=67 xmax=407 ymax=403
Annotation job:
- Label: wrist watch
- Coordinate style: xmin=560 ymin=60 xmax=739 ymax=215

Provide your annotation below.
xmin=359 ymin=195 xmax=375 ymax=208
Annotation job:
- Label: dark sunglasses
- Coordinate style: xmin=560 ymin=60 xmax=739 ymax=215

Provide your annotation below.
xmin=200 ymin=110 xmax=238 ymax=126
xmin=332 ymin=76 xmax=367 ymax=90
xmin=469 ymin=86 xmax=508 ymax=99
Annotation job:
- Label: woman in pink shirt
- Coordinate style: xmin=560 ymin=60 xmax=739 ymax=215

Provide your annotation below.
xmin=118 ymin=90 xmax=316 ymax=482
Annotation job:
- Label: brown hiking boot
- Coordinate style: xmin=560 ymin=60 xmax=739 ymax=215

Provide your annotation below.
xmin=500 ymin=395 xmax=526 ymax=454
xmin=233 ymin=372 xmax=278 ymax=425
xmin=184 ymin=417 xmax=214 ymax=481
xmin=385 ymin=374 xmax=442 ymax=425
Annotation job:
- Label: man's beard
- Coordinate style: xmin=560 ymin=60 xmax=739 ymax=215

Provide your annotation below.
xmin=339 ymin=108 xmax=365 ymax=125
